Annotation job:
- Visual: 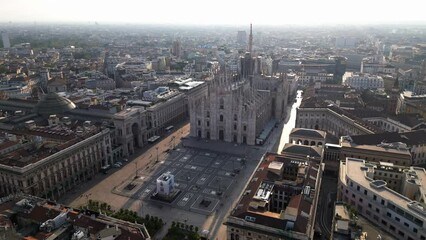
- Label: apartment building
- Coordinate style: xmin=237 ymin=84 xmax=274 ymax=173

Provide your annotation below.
xmin=338 ymin=158 xmax=426 ymax=240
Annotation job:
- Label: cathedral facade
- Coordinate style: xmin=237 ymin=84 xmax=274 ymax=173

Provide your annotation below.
xmin=188 ymin=72 xmax=290 ymax=145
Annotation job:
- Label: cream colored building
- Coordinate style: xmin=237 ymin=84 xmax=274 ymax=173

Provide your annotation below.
xmin=340 ymin=136 xmax=413 ymax=166
xmin=113 ymin=89 xmax=187 ymax=156
xmin=296 ymin=97 xmax=381 ymax=138
xmin=0 ymin=127 xmax=112 ymax=200
xmin=339 ymin=158 xmax=426 ymax=240
xmin=289 ymin=128 xmax=327 ymax=148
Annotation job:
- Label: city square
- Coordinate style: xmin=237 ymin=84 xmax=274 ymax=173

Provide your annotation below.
xmin=113 ymin=147 xmax=245 ymax=215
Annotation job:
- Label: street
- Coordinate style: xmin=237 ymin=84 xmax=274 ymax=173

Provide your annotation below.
xmin=276 ymin=90 xmax=302 ymax=153
xmin=316 ymin=175 xmax=337 ymax=239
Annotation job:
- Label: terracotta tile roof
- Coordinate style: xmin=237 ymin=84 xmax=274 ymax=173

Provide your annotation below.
xmin=229 ymin=151 xmax=320 ymax=235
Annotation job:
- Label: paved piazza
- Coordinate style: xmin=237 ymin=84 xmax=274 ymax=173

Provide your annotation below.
xmin=113 ymin=148 xmax=245 ymax=215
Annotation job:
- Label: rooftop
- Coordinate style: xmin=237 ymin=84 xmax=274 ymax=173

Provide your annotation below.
xmin=341 ymin=158 xmax=426 ymax=218
xmin=300 ymin=97 xmax=385 ymax=134
xmin=290 ymin=128 xmax=327 ymax=139
xmin=0 ymin=194 xmax=150 ymax=240
xmin=34 ymin=93 xmax=76 ymax=116
xmin=0 ymin=123 xmax=103 ymax=169
xmin=350 ymin=129 xmax=426 ymax=146
xmin=228 ymin=152 xmax=321 ymax=236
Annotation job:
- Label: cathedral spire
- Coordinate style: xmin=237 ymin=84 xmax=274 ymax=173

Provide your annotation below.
xmin=249 ymin=23 xmax=253 ymax=55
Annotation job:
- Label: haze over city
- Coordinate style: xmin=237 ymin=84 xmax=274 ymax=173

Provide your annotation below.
xmin=1 ymin=0 xmax=426 ymax=25
xmin=1 ymin=1 xmax=426 ymax=240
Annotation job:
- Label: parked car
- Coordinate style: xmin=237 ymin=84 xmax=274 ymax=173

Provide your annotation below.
xmin=122 ymin=158 xmax=129 ymax=162
xmin=113 ymin=163 xmax=121 ymax=168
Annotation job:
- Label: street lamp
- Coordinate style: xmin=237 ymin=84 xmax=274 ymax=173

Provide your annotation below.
xmin=134 ymin=162 xmax=138 ymax=179
xmin=156 ymin=146 xmax=159 ymax=162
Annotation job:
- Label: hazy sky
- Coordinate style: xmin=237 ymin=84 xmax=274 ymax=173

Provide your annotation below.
xmin=1 ymin=0 xmax=425 ymax=25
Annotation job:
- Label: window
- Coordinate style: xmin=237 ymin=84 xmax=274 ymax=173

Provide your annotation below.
xmin=381 ymin=200 xmax=385 ymax=205
xmin=357 ymin=186 xmax=360 ymax=191
xmin=220 ymin=115 xmax=224 ymax=122
xmin=395 ymin=217 xmax=400 ymax=222
xmin=413 ymin=228 xmax=417 ymax=233
xmin=381 ymin=220 xmax=387 ymax=226
xmin=243 ymin=125 xmax=247 ymax=131
xmin=390 ymin=225 xmax=395 ymax=231
xmin=207 ymin=111 xmax=210 ymax=118
xmin=234 ymin=124 xmax=237 ymax=130
xmin=404 ymin=222 xmax=409 ymax=227
xmin=368 ymin=203 xmax=372 ymax=208
xmin=234 ymin=114 xmax=237 ymax=121
xmin=207 ymin=121 xmax=210 ymax=127
xmin=198 ymin=120 xmax=201 ymax=126
xmin=398 ymin=231 xmax=404 ymax=236
xmin=364 ymin=190 xmax=367 ymax=195
xmin=373 ymin=195 xmax=377 ymax=201
xmin=220 ymin=98 xmax=224 ymax=109
xmin=386 ymin=212 xmax=391 ymax=217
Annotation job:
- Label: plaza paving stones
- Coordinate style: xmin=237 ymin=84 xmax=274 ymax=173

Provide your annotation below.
xmin=177 ymin=192 xmax=194 ymax=207
xmin=190 ymin=196 xmax=219 ymax=214
xmin=114 ymin=148 xmax=243 ymax=215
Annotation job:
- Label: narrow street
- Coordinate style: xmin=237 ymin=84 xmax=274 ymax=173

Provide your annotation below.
xmin=317 ymin=176 xmax=337 ymax=239
xmin=274 ymin=90 xmax=302 ymax=153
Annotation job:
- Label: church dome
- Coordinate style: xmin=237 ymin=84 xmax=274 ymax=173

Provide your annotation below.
xmin=34 ymin=92 xmax=76 ymax=115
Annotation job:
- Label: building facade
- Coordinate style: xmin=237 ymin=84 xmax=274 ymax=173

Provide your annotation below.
xmin=114 ymin=90 xmax=188 ymax=156
xmin=295 ymin=97 xmax=381 ymax=138
xmin=188 ymin=72 xmax=289 ymax=145
xmin=0 ymin=127 xmax=112 ymax=200
xmin=340 ymin=136 xmax=413 ymax=166
xmin=338 ymin=158 xmax=426 ymax=240
xmin=342 ymin=72 xmax=384 ymax=90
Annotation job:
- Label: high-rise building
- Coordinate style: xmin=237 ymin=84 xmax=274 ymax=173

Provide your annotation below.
xmin=236 ymin=30 xmax=247 ymax=45
xmin=1 ymin=31 xmax=11 ymax=48
xmin=172 ymin=40 xmax=182 ymax=58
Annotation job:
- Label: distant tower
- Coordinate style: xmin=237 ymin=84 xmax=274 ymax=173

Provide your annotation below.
xmin=248 ymin=23 xmax=253 ymax=55
xmin=236 ymin=31 xmax=247 ymax=45
xmin=40 ymin=68 xmax=50 ymax=90
xmin=1 ymin=32 xmax=10 ymax=48
xmin=172 ymin=40 xmax=182 ymax=58
xmin=240 ymin=24 xmax=255 ymax=81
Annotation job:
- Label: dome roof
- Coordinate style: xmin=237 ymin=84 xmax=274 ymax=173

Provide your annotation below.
xmin=34 ymin=93 xmax=76 ymax=115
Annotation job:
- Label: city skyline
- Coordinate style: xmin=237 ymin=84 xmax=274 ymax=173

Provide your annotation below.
xmin=1 ymin=0 xmax=426 ymax=26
